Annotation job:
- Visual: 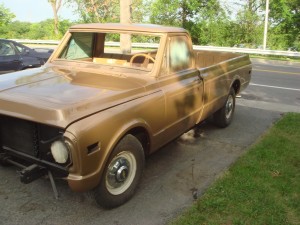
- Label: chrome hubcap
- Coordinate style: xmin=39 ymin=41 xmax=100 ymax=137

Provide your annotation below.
xmin=116 ymin=165 xmax=129 ymax=182
xmin=225 ymin=95 xmax=234 ymax=119
xmin=106 ymin=151 xmax=136 ymax=195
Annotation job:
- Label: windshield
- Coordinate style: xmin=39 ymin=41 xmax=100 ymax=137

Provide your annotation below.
xmin=58 ymin=32 xmax=161 ymax=71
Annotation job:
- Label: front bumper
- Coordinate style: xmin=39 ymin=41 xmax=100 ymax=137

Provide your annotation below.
xmin=0 ymin=146 xmax=69 ymax=183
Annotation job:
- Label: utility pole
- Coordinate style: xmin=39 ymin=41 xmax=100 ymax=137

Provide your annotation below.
xmin=120 ymin=0 xmax=132 ymax=53
xmin=263 ymin=0 xmax=269 ymax=50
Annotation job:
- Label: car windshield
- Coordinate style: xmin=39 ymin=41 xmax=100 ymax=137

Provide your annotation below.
xmin=58 ymin=32 xmax=161 ymax=71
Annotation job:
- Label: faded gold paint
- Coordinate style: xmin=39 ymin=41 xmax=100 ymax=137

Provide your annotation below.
xmin=0 ymin=23 xmax=252 ymax=192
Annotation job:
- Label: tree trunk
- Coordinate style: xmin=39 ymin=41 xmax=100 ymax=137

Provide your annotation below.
xmin=49 ymin=0 xmax=62 ymax=36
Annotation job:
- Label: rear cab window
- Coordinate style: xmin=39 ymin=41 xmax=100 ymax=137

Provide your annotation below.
xmin=59 ymin=33 xmax=93 ymax=60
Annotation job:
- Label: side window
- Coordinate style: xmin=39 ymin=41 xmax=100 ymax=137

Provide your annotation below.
xmin=59 ymin=33 xmax=93 ymax=60
xmin=169 ymin=36 xmax=192 ymax=72
xmin=0 ymin=42 xmax=15 ymax=56
xmin=15 ymin=44 xmax=28 ymax=54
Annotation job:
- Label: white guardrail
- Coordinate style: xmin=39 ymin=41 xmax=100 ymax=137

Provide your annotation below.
xmin=12 ymin=39 xmax=300 ymax=57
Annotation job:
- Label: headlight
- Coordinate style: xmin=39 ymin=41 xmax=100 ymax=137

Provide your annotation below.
xmin=51 ymin=140 xmax=69 ymax=164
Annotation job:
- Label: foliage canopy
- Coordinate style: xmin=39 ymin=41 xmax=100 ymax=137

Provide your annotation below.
xmin=0 ymin=0 xmax=299 ymax=51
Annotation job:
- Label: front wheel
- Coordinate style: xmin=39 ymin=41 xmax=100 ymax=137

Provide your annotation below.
xmin=94 ymin=134 xmax=145 ymax=208
xmin=213 ymin=87 xmax=236 ymax=128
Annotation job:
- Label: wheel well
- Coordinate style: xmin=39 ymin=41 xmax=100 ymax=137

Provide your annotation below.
xmin=232 ymin=80 xmax=240 ymax=94
xmin=127 ymin=127 xmax=150 ymax=156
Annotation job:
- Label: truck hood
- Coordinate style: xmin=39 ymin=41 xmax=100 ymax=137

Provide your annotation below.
xmin=0 ymin=65 xmax=148 ymax=128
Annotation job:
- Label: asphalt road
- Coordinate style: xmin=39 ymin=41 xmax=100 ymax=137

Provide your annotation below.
xmin=239 ymin=58 xmax=300 ymax=113
xmin=0 ymin=59 xmax=299 ymax=225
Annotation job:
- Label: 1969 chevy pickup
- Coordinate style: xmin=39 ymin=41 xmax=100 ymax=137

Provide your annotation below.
xmin=0 ymin=23 xmax=251 ymax=208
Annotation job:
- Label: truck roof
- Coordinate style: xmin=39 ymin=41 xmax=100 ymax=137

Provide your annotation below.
xmin=69 ymin=23 xmax=188 ymax=33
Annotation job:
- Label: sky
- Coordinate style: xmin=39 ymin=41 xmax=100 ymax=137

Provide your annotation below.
xmin=0 ymin=0 xmax=242 ymax=23
xmin=0 ymin=0 xmax=78 ymax=22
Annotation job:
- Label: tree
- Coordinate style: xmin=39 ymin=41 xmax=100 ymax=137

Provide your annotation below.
xmin=2 ymin=19 xmax=73 ymax=40
xmin=0 ymin=4 xmax=15 ymax=26
xmin=149 ymin=0 xmax=228 ymax=45
xmin=0 ymin=4 xmax=15 ymax=34
xmin=65 ymin=0 xmax=119 ymax=23
xmin=224 ymin=0 xmax=299 ymax=50
xmin=65 ymin=0 xmax=144 ymax=23
xmin=48 ymin=0 xmax=63 ymax=36
xmin=3 ymin=21 xmax=31 ymax=39
xmin=131 ymin=0 xmax=148 ymax=23
xmin=150 ymin=0 xmax=223 ymax=27
xmin=268 ymin=0 xmax=300 ymax=50
xmin=236 ymin=1 xmax=264 ymax=46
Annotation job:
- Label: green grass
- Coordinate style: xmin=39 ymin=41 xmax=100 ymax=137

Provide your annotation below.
xmin=171 ymin=113 xmax=300 ymax=225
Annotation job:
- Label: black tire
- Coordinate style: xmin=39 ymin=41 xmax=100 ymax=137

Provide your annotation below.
xmin=213 ymin=87 xmax=236 ymax=128
xmin=94 ymin=134 xmax=145 ymax=209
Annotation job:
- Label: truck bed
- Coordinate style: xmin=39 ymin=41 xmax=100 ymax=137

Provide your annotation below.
xmin=195 ymin=50 xmax=243 ymax=68
xmin=194 ymin=50 xmax=252 ymax=122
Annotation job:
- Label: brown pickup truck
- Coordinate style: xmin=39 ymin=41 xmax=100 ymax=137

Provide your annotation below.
xmin=0 ymin=23 xmax=251 ymax=208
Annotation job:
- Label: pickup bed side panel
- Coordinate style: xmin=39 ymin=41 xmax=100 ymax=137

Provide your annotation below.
xmin=195 ymin=50 xmax=251 ymax=123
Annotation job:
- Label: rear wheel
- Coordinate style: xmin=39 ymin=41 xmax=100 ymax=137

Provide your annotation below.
xmin=94 ymin=134 xmax=145 ymax=208
xmin=213 ymin=87 xmax=236 ymax=128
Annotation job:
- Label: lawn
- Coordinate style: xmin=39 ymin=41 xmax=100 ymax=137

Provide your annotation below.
xmin=171 ymin=113 xmax=300 ymax=225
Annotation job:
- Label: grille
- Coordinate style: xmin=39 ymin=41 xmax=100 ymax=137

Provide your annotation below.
xmin=0 ymin=115 xmax=64 ymax=162
xmin=0 ymin=116 xmax=39 ymax=157
xmin=0 ymin=115 xmax=69 ymax=177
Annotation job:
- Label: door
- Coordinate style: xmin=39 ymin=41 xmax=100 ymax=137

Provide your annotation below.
xmin=15 ymin=43 xmax=42 ymax=68
xmin=158 ymin=35 xmax=204 ymax=139
xmin=0 ymin=41 xmax=21 ymax=74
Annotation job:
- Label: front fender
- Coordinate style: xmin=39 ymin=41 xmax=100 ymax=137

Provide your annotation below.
xmin=65 ymin=92 xmax=163 ymax=192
